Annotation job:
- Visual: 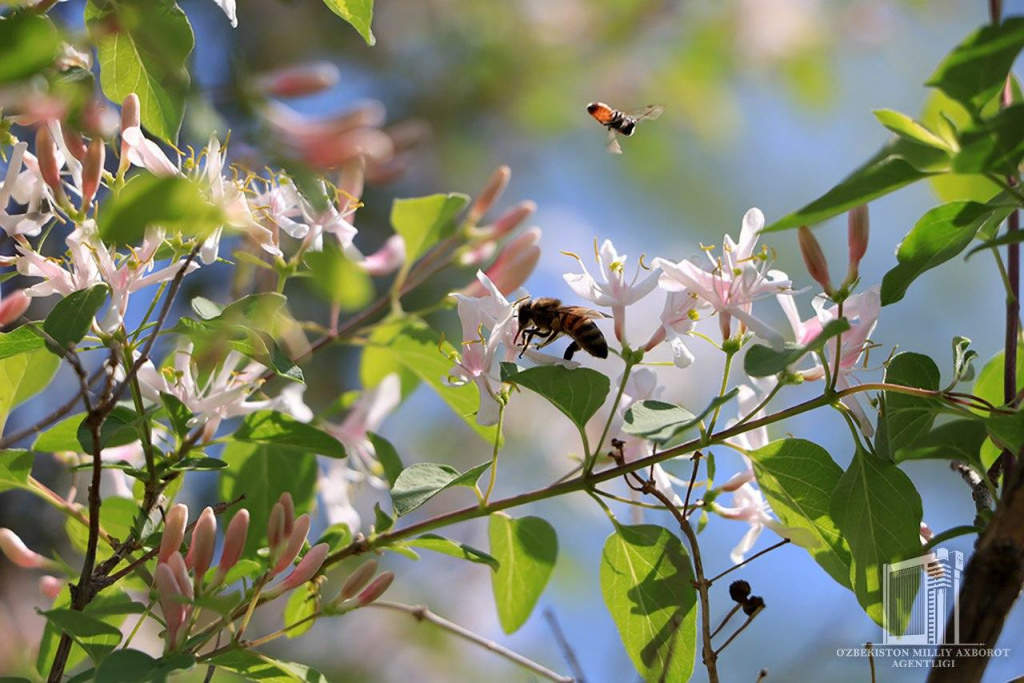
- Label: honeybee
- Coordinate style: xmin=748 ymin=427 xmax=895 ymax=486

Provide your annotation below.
xmin=587 ymin=102 xmax=664 ymax=154
xmin=516 ymin=297 xmax=608 ymax=361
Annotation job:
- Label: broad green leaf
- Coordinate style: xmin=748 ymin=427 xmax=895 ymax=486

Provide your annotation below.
xmin=77 ymin=405 xmax=148 ymax=453
xmin=749 ymin=439 xmax=852 ymax=590
xmin=66 ymin=497 xmax=139 ymax=565
xmin=406 ymin=534 xmax=499 ymax=570
xmin=765 ymin=139 xmax=946 ymax=232
xmin=390 ymin=194 xmax=468 ymax=264
xmin=965 ymin=223 xmax=1024 ymax=259
xmin=876 ymin=352 xmax=942 ymax=459
xmin=368 ymin=432 xmax=403 ymax=486
xmin=880 ymin=202 xmax=996 ymax=305
xmin=985 ymin=411 xmax=1024 ymax=456
xmin=0 ymin=346 xmax=59 ymax=432
xmin=0 ymin=326 xmax=45 ymax=359
xmin=622 ymin=389 xmax=739 ymax=444
xmin=374 ymin=501 xmax=395 ymax=533
xmin=499 ymin=363 xmax=610 ymax=432
xmin=98 ymin=174 xmax=223 ymax=245
xmin=208 ymin=649 xmax=328 ymax=682
xmin=315 ymin=523 xmax=352 ymax=554
xmin=830 ymin=448 xmax=923 ymax=632
xmin=600 ymin=524 xmax=696 ymax=682
xmin=973 ymin=347 xmax=1024 ymax=409
xmin=489 ymin=513 xmax=557 ymax=634
xmin=744 ymin=319 xmax=851 ymax=377
xmin=894 ymin=419 xmax=988 ymax=470
xmin=873 ymin=109 xmax=950 ymax=151
xmin=85 ymin=0 xmax=194 ymax=143
xmin=304 ymin=240 xmax=374 ymax=312
xmin=94 ymin=649 xmax=195 ymax=683
xmin=921 ymin=89 xmax=1004 ymax=204
xmin=234 ymin=411 xmax=346 ymax=458
xmin=283 ymin=583 xmax=319 ymax=638
xmin=41 ymin=609 xmax=122 ymax=663
xmin=361 ymin=316 xmax=498 ymax=443
xmin=160 ymin=392 xmax=192 ymax=439
xmin=0 ymin=12 xmax=60 ymax=83
xmin=953 ymin=104 xmax=1024 ymax=175
xmin=33 ymin=412 xmax=89 ymax=452
xmin=219 ymin=442 xmax=318 ymax=555
xmin=322 ymin=0 xmax=375 ymax=46
xmin=926 ymin=17 xmax=1024 ymax=115
xmin=390 ymin=462 xmax=486 ymax=517
xmin=0 ymin=449 xmax=33 ymax=491
xmin=43 ymin=285 xmax=109 ymax=350
xmin=36 ymin=589 xmax=143 ymax=676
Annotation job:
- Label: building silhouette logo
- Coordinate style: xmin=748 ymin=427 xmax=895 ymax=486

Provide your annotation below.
xmin=882 ymin=548 xmax=964 ymax=645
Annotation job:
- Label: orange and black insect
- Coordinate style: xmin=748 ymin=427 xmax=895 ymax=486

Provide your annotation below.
xmin=587 ymin=102 xmax=664 ymax=154
xmin=515 ymin=297 xmax=608 ymax=361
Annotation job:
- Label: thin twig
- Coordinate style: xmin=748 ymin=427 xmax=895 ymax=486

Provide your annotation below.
xmin=866 ymin=642 xmax=876 ymax=683
xmin=709 ymin=603 xmax=741 ymax=640
xmin=713 ymin=606 xmax=763 ymax=656
xmin=544 ymin=608 xmax=586 ymax=683
xmin=707 ymin=539 xmax=791 ymax=585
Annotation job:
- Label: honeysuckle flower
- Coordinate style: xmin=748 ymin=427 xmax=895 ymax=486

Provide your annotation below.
xmin=340 ymin=560 xmax=379 ymax=600
xmin=211 ymin=0 xmax=237 ymax=27
xmin=186 ymin=507 xmax=217 ymax=587
xmin=721 ymin=378 xmax=776 ymax=491
xmin=120 ymin=126 xmax=179 ymax=177
xmin=357 ymin=234 xmax=406 ymax=276
xmin=261 ymin=100 xmax=394 ymax=172
xmin=654 ymin=208 xmax=792 ymax=347
xmin=39 ymin=576 xmax=64 ymax=600
xmin=0 ymin=141 xmax=56 ymax=237
xmin=251 ymin=178 xmax=308 ymax=240
xmin=713 ymin=482 xmax=817 ymax=563
xmin=319 ymin=464 xmax=363 ymax=532
xmin=256 ymin=61 xmax=340 ymax=98
xmin=777 ymin=286 xmax=881 ymax=436
xmin=211 ymin=509 xmax=249 ymax=587
xmin=155 ymin=560 xmax=191 ymax=650
xmin=324 ymin=374 xmax=401 ymax=476
xmin=0 ymin=289 xmax=30 ymax=327
xmin=845 ymin=205 xmax=870 ymax=286
xmin=274 ymin=543 xmax=329 ymax=594
xmin=564 ymin=239 xmax=659 ymax=345
xmin=461 ymin=227 xmax=542 ymax=298
xmin=461 ymin=200 xmax=537 ymax=266
xmin=0 ymin=529 xmax=59 ymax=570
xmin=643 ymin=290 xmax=707 ymax=368
xmin=159 ymin=504 xmax=188 ymax=564
xmin=355 ymin=571 xmax=395 ymax=606
xmin=271 ymin=514 xmax=312 ymax=576
xmin=296 ymin=189 xmax=359 ymax=254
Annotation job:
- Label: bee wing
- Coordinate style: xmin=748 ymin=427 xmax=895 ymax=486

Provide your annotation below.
xmin=563 ymin=306 xmax=609 ymax=319
xmin=630 ymin=104 xmax=665 ymax=122
xmin=606 ymin=129 xmax=623 ymax=154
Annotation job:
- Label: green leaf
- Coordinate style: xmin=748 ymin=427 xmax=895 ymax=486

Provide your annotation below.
xmin=600 ymin=524 xmax=697 ymax=682
xmin=489 ymin=513 xmax=557 ymax=634
xmin=0 ymin=450 xmax=33 ymax=491
xmin=926 ymin=17 xmax=1024 ymax=115
xmin=373 ymin=501 xmax=394 ymax=533
xmin=314 ymin=523 xmax=351 ymax=553
xmin=160 ymin=392 xmax=192 ymax=439
xmin=950 ymin=336 xmax=978 ymax=387
xmin=65 ymin=497 xmax=139 ymax=565
xmin=322 ymin=0 xmax=375 ymax=46
xmin=368 ymin=432 xmax=403 ymax=486
xmin=965 ymin=221 xmax=1024 ymax=259
xmin=985 ymin=411 xmax=1024 ymax=455
xmin=43 ymin=285 xmax=110 ymax=350
xmin=208 ymin=649 xmax=328 ymax=682
xmin=85 ymin=0 xmax=195 ymax=143
xmin=390 ymin=194 xmax=469 ymax=264
xmin=98 ymin=174 xmax=223 ymax=246
xmin=0 ymin=327 xmax=45 ymax=359
xmin=33 ymin=413 xmax=88 ymax=452
xmin=830 ymin=448 xmax=924 ymax=632
xmin=77 ymin=405 xmax=147 ymax=453
xmin=234 ymin=411 xmax=346 ymax=458
xmin=283 ymin=584 xmax=319 ymax=638
xmin=41 ymin=609 xmax=122 ymax=663
xmin=499 ymin=363 xmax=610 ymax=432
xmin=876 ymin=352 xmax=943 ymax=459
xmin=622 ymin=389 xmax=740 ymax=444
xmin=304 ymin=240 xmax=374 ymax=312
xmin=953 ymin=104 xmax=1024 ymax=175
xmin=880 ymin=202 xmax=997 ymax=305
xmin=894 ymin=419 xmax=988 ymax=470
xmin=361 ymin=316 xmax=498 ymax=443
xmin=218 ymin=442 xmax=318 ymax=555
xmin=94 ymin=649 xmax=195 ymax=683
xmin=406 ymin=534 xmax=500 ymax=571
xmin=873 ymin=109 xmax=950 ymax=151
xmin=764 ymin=139 xmax=945 ymax=232
xmin=748 ymin=439 xmax=852 ymax=590
xmin=0 ymin=12 xmax=61 ymax=84
xmin=0 ymin=345 xmax=59 ymax=432
xmin=744 ymin=319 xmax=851 ymax=377
xmin=390 ymin=462 xmax=485 ymax=517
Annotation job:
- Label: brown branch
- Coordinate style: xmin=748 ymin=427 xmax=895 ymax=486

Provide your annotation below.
xmin=543 ymin=608 xmax=586 ymax=683
xmin=707 ymin=539 xmax=791 ymax=585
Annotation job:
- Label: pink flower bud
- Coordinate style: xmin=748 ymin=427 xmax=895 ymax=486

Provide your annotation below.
xmin=340 ymin=559 xmax=378 ymax=600
xmin=39 ymin=575 xmax=64 ymax=600
xmin=81 ymin=137 xmax=105 ymax=209
xmin=473 ymin=200 xmax=536 ymax=243
xmin=159 ymin=504 xmax=188 ymax=564
xmin=155 ymin=563 xmax=185 ymax=650
xmin=797 ymin=226 xmax=833 ymax=294
xmin=845 ymin=205 xmax=869 ymax=285
xmin=466 ymin=165 xmax=511 ymax=226
xmin=187 ymin=507 xmax=216 ymax=585
xmin=165 ymin=551 xmax=194 ymax=601
xmin=120 ymin=94 xmax=140 ymax=132
xmin=35 ymin=126 xmax=62 ymax=193
xmin=213 ymin=509 xmax=249 ymax=584
xmin=278 ymin=492 xmax=295 ymax=536
xmin=360 ymin=235 xmax=406 ymax=276
xmin=61 ymin=128 xmax=87 ymax=162
xmin=0 ymin=528 xmax=57 ymax=570
xmin=267 ymin=502 xmax=286 ymax=551
xmin=355 ymin=571 xmax=395 ymax=606
xmin=256 ymin=61 xmax=341 ymax=99
xmin=0 ymin=290 xmax=31 ymax=327
xmin=279 ymin=543 xmax=329 ymax=592
xmin=462 ymin=227 xmax=542 ymax=297
xmin=273 ymin=513 xmax=311 ymax=576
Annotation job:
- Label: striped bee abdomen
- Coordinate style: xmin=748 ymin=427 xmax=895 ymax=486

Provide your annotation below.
xmin=567 ymin=315 xmax=609 ymax=359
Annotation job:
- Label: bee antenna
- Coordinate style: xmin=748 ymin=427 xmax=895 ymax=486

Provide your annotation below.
xmin=512 ymin=294 xmax=531 ymax=306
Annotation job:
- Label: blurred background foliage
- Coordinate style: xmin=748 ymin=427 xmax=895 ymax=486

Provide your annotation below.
xmin=4 ymin=0 xmax=1024 ymax=681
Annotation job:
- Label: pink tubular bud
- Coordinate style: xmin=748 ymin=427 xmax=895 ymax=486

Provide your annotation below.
xmin=0 ymin=528 xmax=57 ymax=570
xmin=340 ymin=559 xmax=378 ymax=600
xmin=466 ymin=165 xmax=511 ymax=226
xmin=267 ymin=502 xmax=286 ymax=552
xmin=81 ymin=138 xmax=105 ymax=209
xmin=797 ymin=226 xmax=833 ymax=294
xmin=120 ymin=94 xmax=140 ymax=132
xmin=278 ymin=492 xmax=295 ymax=536
xmin=359 ymin=235 xmax=406 ymax=276
xmin=61 ymin=128 xmax=87 ymax=162
xmin=35 ymin=126 xmax=62 ymax=193
xmin=187 ymin=507 xmax=217 ymax=584
xmin=155 ymin=563 xmax=185 ymax=650
xmin=166 ymin=551 xmax=194 ymax=601
xmin=256 ymin=61 xmax=341 ymax=99
xmin=279 ymin=543 xmax=329 ymax=591
xmin=355 ymin=571 xmax=395 ymax=607
xmin=845 ymin=205 xmax=869 ymax=285
xmin=39 ymin=575 xmax=64 ymax=600
xmin=159 ymin=504 xmax=188 ymax=564
xmin=273 ymin=513 xmax=311 ymax=576
xmin=0 ymin=290 xmax=31 ymax=327
xmin=211 ymin=510 xmax=249 ymax=588
xmin=462 ymin=227 xmax=542 ymax=297
xmin=474 ymin=200 xmax=536 ymax=242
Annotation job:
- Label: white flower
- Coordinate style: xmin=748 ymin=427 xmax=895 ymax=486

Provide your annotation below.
xmin=654 ymin=209 xmax=792 ymax=347
xmin=120 ymin=126 xmax=179 ymax=177
xmin=212 ymin=0 xmax=238 ymax=27
xmin=564 ymin=239 xmax=659 ymax=345
xmin=324 ymin=374 xmax=401 ymax=478
xmin=721 ymin=378 xmax=776 ymax=491
xmin=714 ymin=482 xmax=818 ymax=563
xmin=644 ymin=290 xmax=707 ymax=368
xmin=318 ymin=464 xmax=361 ymax=533
xmin=0 ymin=142 xmax=55 ymax=237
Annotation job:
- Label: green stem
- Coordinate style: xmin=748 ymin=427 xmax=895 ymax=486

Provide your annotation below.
xmin=706 ymin=348 xmax=735 ymax=435
xmin=482 ymin=402 xmax=506 ymax=505
xmin=828 ymin=301 xmax=845 ymax=394
xmin=586 ymin=357 xmax=634 ymax=477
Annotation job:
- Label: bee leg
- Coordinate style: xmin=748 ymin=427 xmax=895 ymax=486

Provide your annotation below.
xmin=563 ymin=341 xmax=581 ymax=361
xmin=534 ymin=331 xmax=563 ymax=350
